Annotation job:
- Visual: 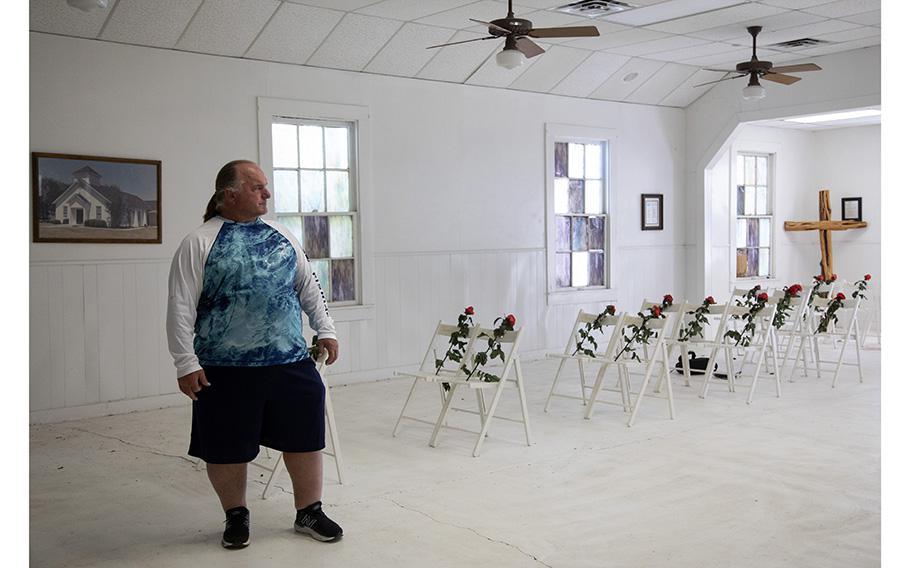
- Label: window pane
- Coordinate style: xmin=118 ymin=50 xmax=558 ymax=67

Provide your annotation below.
xmin=571 ymin=217 xmax=587 ymax=251
xmin=555 ymin=142 xmax=568 ymax=177
xmin=310 ymin=259 xmax=331 ymax=301
xmin=568 ymin=143 xmax=584 ymax=179
xmin=554 ymin=178 xmax=569 ymax=214
xmin=584 ymin=180 xmax=602 ymax=214
xmin=569 ymin=180 xmax=584 ymax=214
xmin=736 ymin=248 xmax=748 ymax=278
xmin=326 ymin=171 xmax=350 ymax=212
xmin=556 ymin=216 xmax=571 ymax=251
xmin=329 ymin=215 xmax=353 ymax=258
xmin=756 ymin=186 xmax=768 ymax=215
xmin=304 ymin=216 xmax=329 ymax=258
xmin=324 ymin=127 xmax=348 ymax=169
xmin=747 ymin=248 xmax=759 ymax=277
xmin=299 ymin=125 xmax=323 ymax=169
xmin=736 ymin=219 xmax=747 ymax=248
xmin=278 ymin=216 xmax=303 ymax=244
xmin=745 ymin=156 xmax=755 ymax=185
xmin=588 ymin=217 xmax=605 ymax=250
xmin=736 ymin=155 xmax=744 ymax=185
xmin=736 ymin=185 xmax=745 ymax=216
xmin=744 ymin=186 xmax=755 ymax=215
xmin=747 ymin=218 xmax=759 ymax=247
xmin=759 ymin=248 xmax=770 ymax=277
xmin=555 ymin=253 xmax=570 ymax=288
xmin=300 ymin=171 xmax=325 ymax=212
xmin=272 ymin=124 xmax=298 ymax=168
xmin=571 ymin=251 xmax=589 ymax=287
xmin=273 ymin=170 xmax=299 ymax=213
xmin=757 ymin=156 xmax=767 ymax=185
xmin=589 ymin=252 xmax=604 ymax=286
xmin=585 ymin=144 xmax=602 ymax=180
xmin=759 ymin=218 xmax=770 ymax=247
xmin=331 ymin=259 xmax=355 ymax=302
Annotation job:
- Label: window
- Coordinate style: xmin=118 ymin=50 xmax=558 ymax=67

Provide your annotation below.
xmin=63 ymin=206 xmax=68 ymax=218
xmin=735 ymin=153 xmax=772 ymax=278
xmin=96 ymin=206 xmax=102 ymax=219
xmin=545 ymin=124 xmax=616 ymax=305
xmin=271 ymin=119 xmax=358 ymax=304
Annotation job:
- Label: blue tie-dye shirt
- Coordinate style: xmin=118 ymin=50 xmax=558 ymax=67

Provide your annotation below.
xmin=193 ymin=219 xmax=309 ymax=366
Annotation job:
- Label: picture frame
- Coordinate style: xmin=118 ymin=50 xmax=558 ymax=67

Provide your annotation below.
xmin=32 ymin=152 xmax=161 ymax=244
xmin=641 ymin=193 xmax=664 ymax=231
xmin=841 ymin=197 xmax=862 ymax=222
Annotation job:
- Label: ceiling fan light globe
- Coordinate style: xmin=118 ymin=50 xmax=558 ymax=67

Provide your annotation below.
xmin=496 ymin=48 xmax=523 ymax=70
xmin=742 ymin=84 xmax=766 ymax=100
xmin=66 ymin=0 xmax=108 ymax=11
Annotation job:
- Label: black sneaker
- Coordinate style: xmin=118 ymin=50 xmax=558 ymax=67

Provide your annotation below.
xmin=222 ymin=506 xmax=250 ymax=549
xmin=294 ymin=501 xmax=343 ymax=542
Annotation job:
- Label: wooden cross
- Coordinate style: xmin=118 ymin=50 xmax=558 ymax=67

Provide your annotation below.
xmin=784 ymin=189 xmax=867 ymax=279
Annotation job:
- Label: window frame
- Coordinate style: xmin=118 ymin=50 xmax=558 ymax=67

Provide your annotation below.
xmin=257 ymin=97 xmax=375 ymax=322
xmin=544 ymin=123 xmax=619 ymax=306
xmin=729 ymin=142 xmax=779 ymax=285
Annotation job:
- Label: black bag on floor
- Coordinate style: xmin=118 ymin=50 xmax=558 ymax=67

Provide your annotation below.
xmin=675 ymin=351 xmax=717 ymax=375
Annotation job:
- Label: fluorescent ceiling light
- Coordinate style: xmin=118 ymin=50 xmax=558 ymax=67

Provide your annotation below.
xmin=600 ymin=0 xmax=745 ymax=26
xmin=784 ymin=109 xmax=881 ymax=124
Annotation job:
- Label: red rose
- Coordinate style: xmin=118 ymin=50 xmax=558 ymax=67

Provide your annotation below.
xmin=465 ymin=306 xmax=474 ymax=315
xmin=757 ymin=292 xmax=769 ymax=302
xmin=831 ymin=274 xmax=837 ymax=281
xmin=864 ymin=274 xmax=872 ymax=281
xmin=788 ymin=284 xmax=801 ymax=296
xmin=663 ymin=294 xmax=673 ymax=305
xmin=836 ymin=292 xmax=846 ymax=301
xmin=651 ymin=305 xmax=661 ymax=317
xmin=796 ymin=284 xmax=803 ymax=292
xmin=753 ymin=285 xmax=761 ymax=291
xmin=607 ymin=305 xmax=616 ymax=315
xmin=815 ymin=275 xmax=823 ymax=282
xmin=505 ymin=314 xmax=516 ymax=327
xmin=705 ymin=296 xmax=715 ymax=305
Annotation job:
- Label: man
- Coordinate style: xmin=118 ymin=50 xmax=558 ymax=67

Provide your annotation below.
xmin=166 ymin=159 xmax=343 ymax=549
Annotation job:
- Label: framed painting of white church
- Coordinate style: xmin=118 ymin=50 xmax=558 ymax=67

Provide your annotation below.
xmin=32 ymin=152 xmax=161 ymax=244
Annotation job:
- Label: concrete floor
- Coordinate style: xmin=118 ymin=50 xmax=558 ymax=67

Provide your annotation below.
xmin=30 ymin=348 xmax=880 ymax=568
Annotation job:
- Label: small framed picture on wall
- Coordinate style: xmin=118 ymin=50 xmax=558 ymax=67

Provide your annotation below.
xmin=641 ymin=194 xmax=664 ymax=231
xmin=841 ymin=197 xmax=862 ymax=222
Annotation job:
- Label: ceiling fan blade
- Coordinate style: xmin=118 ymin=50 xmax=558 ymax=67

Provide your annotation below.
xmin=528 ymin=25 xmax=600 ymax=38
xmin=427 ymin=35 xmax=497 ymax=49
xmin=767 ymin=63 xmax=822 ymax=74
xmin=515 ymin=37 xmax=546 ymax=58
xmin=702 ymin=67 xmax=739 ymax=73
xmin=692 ymin=74 xmax=745 ymax=88
xmin=468 ymin=18 xmax=511 ymax=35
xmin=763 ymin=72 xmax=801 ymax=85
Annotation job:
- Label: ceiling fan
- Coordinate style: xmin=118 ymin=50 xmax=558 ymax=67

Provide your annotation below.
xmin=696 ymin=26 xmax=822 ymax=100
xmin=426 ymin=0 xmax=600 ymax=70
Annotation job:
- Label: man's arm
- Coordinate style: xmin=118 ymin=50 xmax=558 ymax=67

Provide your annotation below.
xmin=166 ymin=233 xmax=205 ymax=379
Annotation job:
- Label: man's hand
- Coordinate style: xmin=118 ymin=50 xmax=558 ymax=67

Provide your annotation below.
xmin=317 ymin=338 xmax=339 ymax=365
xmin=177 ymin=369 xmax=210 ymax=401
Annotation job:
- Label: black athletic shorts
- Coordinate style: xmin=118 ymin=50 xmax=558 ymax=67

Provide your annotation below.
xmin=188 ymin=357 xmax=326 ymax=464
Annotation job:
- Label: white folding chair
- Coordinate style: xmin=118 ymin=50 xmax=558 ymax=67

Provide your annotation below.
xmin=669 ymin=302 xmax=734 ymax=389
xmin=790 ymin=296 xmax=864 ymax=388
xmin=772 ymin=286 xmax=812 ymax=377
xmin=429 ymin=326 xmax=532 ymax=457
xmin=392 ymin=321 xmax=482 ymax=437
xmin=261 ymin=352 xmax=345 ymax=498
xmin=543 ymin=309 xmax=625 ymax=412
xmin=585 ymin=314 xmax=675 ymax=427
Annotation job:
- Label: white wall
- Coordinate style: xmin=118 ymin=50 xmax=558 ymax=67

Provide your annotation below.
xmin=30 ymin=33 xmax=687 ymax=422
xmin=704 ymin=123 xmax=880 ymax=324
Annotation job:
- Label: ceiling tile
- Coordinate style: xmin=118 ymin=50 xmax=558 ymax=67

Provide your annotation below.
xmin=757 ymin=0 xmax=834 ymax=8
xmin=680 ymin=46 xmax=778 ymax=68
xmin=659 ymin=68 xmax=726 ymax=107
xmin=814 ymin=26 xmax=880 ymax=44
xmin=607 ymin=35 xmax=710 ymax=57
xmin=601 ymin=0 xmax=744 ymax=26
xmin=30 ymin=0 xmax=112 ymax=37
xmin=648 ymin=41 xmax=740 ymax=62
xmin=624 ymin=62 xmax=700 ymax=105
xmin=284 ymin=0 xmax=379 ymax=9
xmin=465 ymin=48 xmax=541 ymax=88
xmin=752 ymin=20 xmax=861 ymax=47
xmin=589 ymin=57 xmax=665 ymax=101
xmin=549 ymin=52 xmax=630 ymax=97
xmin=804 ymin=0 xmax=880 ymax=18
xmin=101 ymin=0 xmax=202 ymax=48
xmin=245 ymin=3 xmax=343 ymax=64
xmin=566 ymin=27 xmax=667 ymax=51
xmin=356 ymin=0 xmax=478 ymax=21
xmin=416 ymin=30 xmax=500 ymax=83
xmin=416 ymin=1 xmax=519 ymax=30
xmin=365 ymin=23 xmax=457 ymax=77
xmin=307 ymin=13 xmax=403 ymax=71
xmin=175 ymin=0 xmax=279 ymax=57
xmin=688 ymin=10 xmax=826 ymax=42
xmin=648 ymin=3 xmax=786 ymax=34
xmin=508 ymin=45 xmax=591 ymax=93
xmin=793 ymin=35 xmax=880 ymax=57
xmin=840 ymin=10 xmax=880 ymax=26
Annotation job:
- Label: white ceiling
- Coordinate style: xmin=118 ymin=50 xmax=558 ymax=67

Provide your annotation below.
xmin=30 ymin=0 xmax=881 ymax=108
xmin=749 ymin=105 xmax=881 ymax=130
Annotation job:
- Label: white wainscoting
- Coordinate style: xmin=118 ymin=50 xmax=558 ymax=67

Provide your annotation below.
xmin=30 ymin=244 xmax=686 ymax=423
